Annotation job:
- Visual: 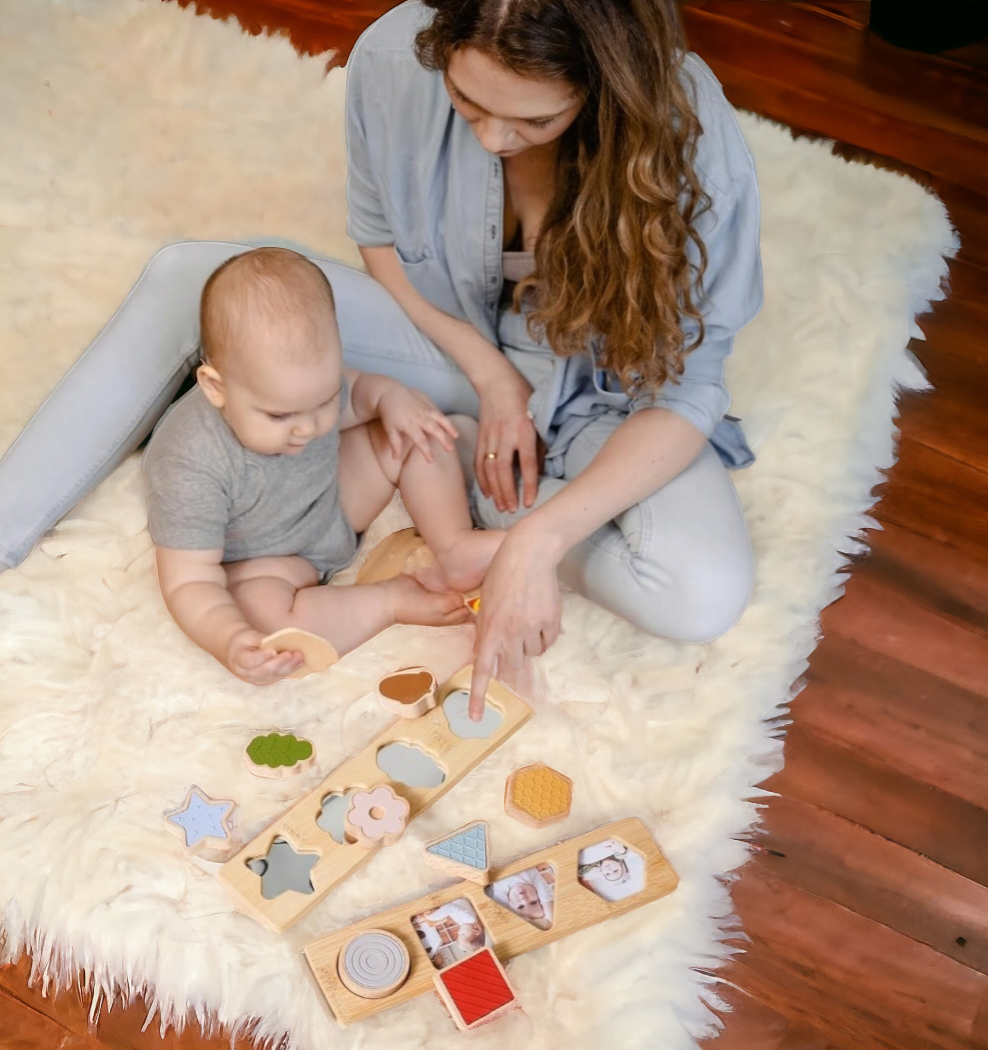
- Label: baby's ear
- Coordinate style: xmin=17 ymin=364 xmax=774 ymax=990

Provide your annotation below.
xmin=197 ymin=363 xmax=226 ymax=409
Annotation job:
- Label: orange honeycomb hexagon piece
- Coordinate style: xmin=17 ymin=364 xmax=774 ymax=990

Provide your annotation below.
xmin=504 ymin=764 xmax=573 ymax=829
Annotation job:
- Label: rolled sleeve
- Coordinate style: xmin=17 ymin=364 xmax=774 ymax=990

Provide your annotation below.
xmin=345 ymin=40 xmax=394 ymax=248
xmin=633 ymin=56 xmax=763 ymax=440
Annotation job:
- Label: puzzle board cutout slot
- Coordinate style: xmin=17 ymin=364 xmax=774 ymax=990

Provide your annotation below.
xmin=485 ymin=863 xmax=555 ymax=930
xmin=218 ymin=665 xmax=533 ymax=933
xmin=246 ymin=837 xmax=319 ymax=899
xmin=303 ymin=816 xmax=679 ymax=1026
xmin=442 ymin=690 xmax=503 ymax=740
xmin=411 ymin=897 xmax=491 ymax=970
xmin=316 ymin=792 xmax=357 ymax=844
xmin=376 ymin=742 xmax=446 ymax=788
xmin=577 ymin=839 xmax=646 ymax=902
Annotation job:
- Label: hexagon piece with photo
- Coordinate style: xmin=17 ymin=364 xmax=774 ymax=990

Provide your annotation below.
xmin=504 ymin=763 xmax=572 ymax=829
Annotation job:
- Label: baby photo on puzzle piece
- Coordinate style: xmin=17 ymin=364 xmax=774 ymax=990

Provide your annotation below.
xmin=411 ymin=898 xmax=490 ymax=970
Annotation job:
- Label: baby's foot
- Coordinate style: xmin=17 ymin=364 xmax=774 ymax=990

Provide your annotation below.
xmin=384 ymin=574 xmax=473 ymax=628
xmin=431 ymin=529 xmax=506 ymax=593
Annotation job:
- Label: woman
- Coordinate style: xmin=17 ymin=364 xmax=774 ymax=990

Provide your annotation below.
xmin=0 ymin=0 xmax=760 ymax=711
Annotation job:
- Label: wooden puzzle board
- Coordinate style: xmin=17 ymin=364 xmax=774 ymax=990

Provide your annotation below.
xmin=303 ymin=817 xmax=679 ymax=1026
xmin=218 ymin=666 xmax=532 ymax=932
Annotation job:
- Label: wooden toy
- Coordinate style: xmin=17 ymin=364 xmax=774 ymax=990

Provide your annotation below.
xmin=504 ymin=764 xmax=573 ymax=829
xmin=261 ymin=627 xmax=338 ymax=679
xmin=164 ymin=786 xmax=237 ymax=859
xmin=433 ymin=948 xmax=518 ymax=1031
xmin=462 ymin=590 xmax=481 ymax=615
xmin=355 ymin=527 xmax=428 ymax=585
xmin=338 ymin=930 xmax=410 ymax=999
xmin=218 ymin=665 xmax=532 ymax=932
xmin=377 ymin=667 xmax=438 ymax=719
xmin=304 ymin=817 xmax=677 ymax=1026
xmin=423 ymin=821 xmax=490 ymax=885
xmin=344 ymin=785 xmax=410 ymax=848
xmin=244 ymin=732 xmax=315 ymax=779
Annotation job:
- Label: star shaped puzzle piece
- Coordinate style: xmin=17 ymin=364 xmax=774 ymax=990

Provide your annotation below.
xmin=164 ymin=786 xmax=236 ymax=856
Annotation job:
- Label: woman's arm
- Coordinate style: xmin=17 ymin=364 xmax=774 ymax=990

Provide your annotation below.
xmin=359 ymin=245 xmax=539 ymax=512
xmin=469 ymin=407 xmax=706 ymax=713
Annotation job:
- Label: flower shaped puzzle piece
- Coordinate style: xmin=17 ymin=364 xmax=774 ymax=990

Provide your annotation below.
xmin=344 ymin=785 xmax=410 ymax=848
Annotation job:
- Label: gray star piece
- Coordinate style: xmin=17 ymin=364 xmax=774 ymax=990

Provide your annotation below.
xmin=247 ymin=838 xmax=319 ymax=899
xmin=166 ymin=787 xmax=234 ymax=849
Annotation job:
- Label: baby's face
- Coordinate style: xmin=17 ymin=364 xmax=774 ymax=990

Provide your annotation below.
xmin=600 ymin=858 xmax=624 ymax=881
xmin=207 ymin=334 xmax=343 ymax=457
xmin=507 ymin=882 xmax=544 ymax=920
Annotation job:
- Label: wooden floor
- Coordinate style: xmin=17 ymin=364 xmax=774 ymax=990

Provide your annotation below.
xmin=3 ymin=2 xmax=988 ymax=1047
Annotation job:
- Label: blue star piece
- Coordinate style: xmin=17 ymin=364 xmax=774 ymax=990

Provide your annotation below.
xmin=166 ymin=786 xmax=235 ymax=850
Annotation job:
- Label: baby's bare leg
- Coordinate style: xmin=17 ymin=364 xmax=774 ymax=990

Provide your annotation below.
xmin=339 ymin=420 xmax=504 ymax=592
xmin=226 ymin=554 xmax=467 ymax=656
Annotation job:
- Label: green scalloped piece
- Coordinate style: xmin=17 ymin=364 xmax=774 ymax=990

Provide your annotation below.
xmin=246 ymin=732 xmax=314 ymax=770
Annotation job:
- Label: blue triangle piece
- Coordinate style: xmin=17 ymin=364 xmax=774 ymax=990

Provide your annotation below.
xmin=426 ymin=823 xmax=487 ymax=870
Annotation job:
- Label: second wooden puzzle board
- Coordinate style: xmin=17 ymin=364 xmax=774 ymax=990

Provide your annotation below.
xmin=304 ymin=817 xmax=679 ymax=1025
xmin=219 ymin=666 xmax=532 ymax=932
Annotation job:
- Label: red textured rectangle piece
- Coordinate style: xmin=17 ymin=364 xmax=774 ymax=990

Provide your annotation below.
xmin=438 ymin=949 xmax=514 ymax=1026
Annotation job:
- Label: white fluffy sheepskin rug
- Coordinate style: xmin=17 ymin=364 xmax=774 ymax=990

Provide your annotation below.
xmin=0 ymin=1 xmax=957 ymax=1047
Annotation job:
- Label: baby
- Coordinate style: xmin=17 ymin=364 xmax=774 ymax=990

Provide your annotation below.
xmin=143 ymin=248 xmax=499 ymax=684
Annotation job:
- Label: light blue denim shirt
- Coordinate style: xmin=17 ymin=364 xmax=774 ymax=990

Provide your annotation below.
xmin=345 ymin=1 xmax=763 ymax=469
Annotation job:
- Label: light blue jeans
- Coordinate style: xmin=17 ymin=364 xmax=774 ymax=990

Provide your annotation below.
xmin=0 ymin=241 xmax=752 ymax=641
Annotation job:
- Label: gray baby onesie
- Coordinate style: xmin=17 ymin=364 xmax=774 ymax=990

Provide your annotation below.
xmin=143 ymin=381 xmax=358 ymax=580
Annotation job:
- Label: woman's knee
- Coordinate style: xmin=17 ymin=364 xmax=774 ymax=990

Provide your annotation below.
xmin=631 ymin=548 xmax=754 ymax=643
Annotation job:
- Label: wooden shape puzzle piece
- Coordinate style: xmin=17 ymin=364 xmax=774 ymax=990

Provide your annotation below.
xmin=244 ymin=732 xmax=315 ymax=779
xmin=261 ymin=628 xmax=338 ymax=680
xmin=504 ymin=764 xmax=573 ymax=829
xmin=344 ymin=786 xmax=410 ymax=848
xmin=164 ymin=786 xmax=236 ymax=856
xmin=377 ymin=667 xmax=438 ymax=719
xmin=354 ymin=528 xmax=427 ymax=585
xmin=434 ymin=948 xmax=517 ymax=1031
xmin=424 ymin=821 xmax=490 ymax=885
xmin=338 ymin=930 xmax=410 ymax=999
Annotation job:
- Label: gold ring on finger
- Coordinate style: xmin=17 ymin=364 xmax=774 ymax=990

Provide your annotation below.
xmin=485 ymin=451 xmax=498 ymax=460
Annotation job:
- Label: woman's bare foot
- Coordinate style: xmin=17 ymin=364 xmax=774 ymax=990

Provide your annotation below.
xmin=383 ymin=574 xmax=473 ymax=628
xmin=431 ymin=529 xmax=506 ymax=593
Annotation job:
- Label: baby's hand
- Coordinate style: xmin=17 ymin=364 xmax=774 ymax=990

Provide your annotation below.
xmin=226 ymin=627 xmax=304 ymax=685
xmin=378 ymin=386 xmax=458 ymax=464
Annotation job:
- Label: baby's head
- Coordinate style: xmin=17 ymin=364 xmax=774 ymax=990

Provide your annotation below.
xmin=456 ymin=921 xmax=486 ymax=953
xmin=506 ymin=880 xmax=545 ymax=922
xmin=197 ymin=248 xmax=343 ymax=456
xmin=599 ymin=856 xmax=629 ymax=882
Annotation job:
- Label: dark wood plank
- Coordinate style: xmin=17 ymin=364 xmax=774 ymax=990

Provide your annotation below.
xmin=681 ymin=5 xmax=988 ymax=194
xmin=0 ymin=985 xmax=97 ymax=1050
xmin=731 ymin=867 xmax=988 ymax=1049
xmin=876 ymin=438 xmax=988 ymax=560
xmin=900 ymin=346 xmax=988 ymax=477
xmin=173 ymin=0 xmax=403 ymax=63
xmin=766 ymin=722 xmax=988 ymax=887
xmin=800 ymin=639 xmax=988 ymax=811
xmin=0 ymin=956 xmax=257 ymax=1050
xmin=752 ymin=796 xmax=988 ymax=974
xmin=818 ymin=564 xmax=988 ymax=698
xmin=699 ymin=980 xmax=845 ymax=1050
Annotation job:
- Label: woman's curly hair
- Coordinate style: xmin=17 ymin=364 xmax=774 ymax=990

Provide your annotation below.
xmin=415 ymin=0 xmax=710 ymax=394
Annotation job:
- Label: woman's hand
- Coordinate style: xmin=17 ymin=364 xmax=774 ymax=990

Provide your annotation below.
xmin=468 ymin=523 xmax=562 ymax=719
xmin=226 ymin=627 xmax=304 ymax=685
xmin=475 ymin=366 xmax=539 ymax=514
xmin=377 ymin=385 xmax=458 ymax=463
